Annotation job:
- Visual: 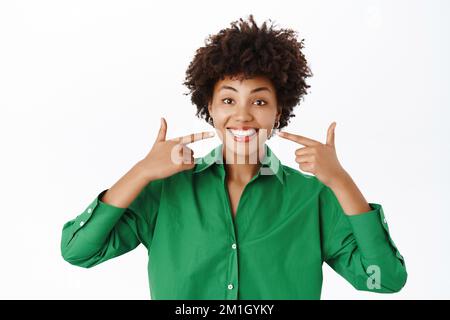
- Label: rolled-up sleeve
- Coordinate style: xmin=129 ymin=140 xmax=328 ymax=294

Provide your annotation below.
xmin=60 ymin=179 xmax=163 ymax=268
xmin=320 ymin=185 xmax=407 ymax=293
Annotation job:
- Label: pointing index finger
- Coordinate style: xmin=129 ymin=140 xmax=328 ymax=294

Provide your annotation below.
xmin=172 ymin=131 xmax=215 ymax=144
xmin=277 ymin=131 xmax=321 ymax=146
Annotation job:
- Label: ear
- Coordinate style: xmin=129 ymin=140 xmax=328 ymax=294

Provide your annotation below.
xmin=276 ymin=106 xmax=282 ymax=121
xmin=208 ymin=101 xmax=212 ymax=116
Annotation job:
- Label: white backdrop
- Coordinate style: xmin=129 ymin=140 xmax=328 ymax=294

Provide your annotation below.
xmin=1 ymin=0 xmax=449 ymax=299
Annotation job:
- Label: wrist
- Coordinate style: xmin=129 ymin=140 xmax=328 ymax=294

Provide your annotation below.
xmin=133 ymin=160 xmax=158 ymax=183
xmin=328 ymin=169 xmax=351 ymax=191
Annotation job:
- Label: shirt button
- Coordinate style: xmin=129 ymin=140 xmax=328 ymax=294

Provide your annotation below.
xmin=87 ymin=208 xmax=92 ymax=213
xmin=227 ymin=284 xmax=234 ymax=290
xmin=231 ymin=243 xmax=237 ymax=250
xmin=383 ymin=218 xmax=387 ymax=223
xmin=79 ymin=221 xmax=85 ymax=227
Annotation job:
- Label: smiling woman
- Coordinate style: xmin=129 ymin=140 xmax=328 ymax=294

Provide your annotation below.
xmin=208 ymin=75 xmax=279 ymax=161
xmin=182 ymin=14 xmax=315 ymax=216
xmin=61 ymin=14 xmax=407 ymax=300
xmin=183 ymin=14 xmax=312 ymax=132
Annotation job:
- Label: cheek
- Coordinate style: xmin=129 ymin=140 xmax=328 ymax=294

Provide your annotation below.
xmin=256 ymin=112 xmax=278 ymax=139
xmin=256 ymin=110 xmax=277 ymax=127
xmin=209 ymin=114 xmax=228 ymax=141
xmin=210 ymin=108 xmax=230 ymax=126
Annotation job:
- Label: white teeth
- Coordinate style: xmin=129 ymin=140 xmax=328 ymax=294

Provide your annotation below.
xmin=228 ymin=128 xmax=257 ymax=137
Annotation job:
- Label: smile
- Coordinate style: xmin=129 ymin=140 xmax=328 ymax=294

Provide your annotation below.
xmin=226 ymin=127 xmax=258 ymax=142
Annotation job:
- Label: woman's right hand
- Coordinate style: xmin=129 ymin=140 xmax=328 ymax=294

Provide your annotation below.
xmin=138 ymin=117 xmax=215 ymax=181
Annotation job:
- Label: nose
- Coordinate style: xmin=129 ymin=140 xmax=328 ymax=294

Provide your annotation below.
xmin=232 ymin=104 xmax=253 ymax=122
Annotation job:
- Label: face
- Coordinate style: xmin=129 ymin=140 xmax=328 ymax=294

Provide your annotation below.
xmin=208 ymin=74 xmax=281 ymax=163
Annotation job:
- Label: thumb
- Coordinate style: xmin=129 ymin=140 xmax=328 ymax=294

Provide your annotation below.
xmin=326 ymin=121 xmax=336 ymax=147
xmin=156 ymin=117 xmax=167 ymax=142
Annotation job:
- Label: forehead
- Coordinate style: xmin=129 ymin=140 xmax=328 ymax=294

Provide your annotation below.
xmin=213 ymin=74 xmax=275 ymax=92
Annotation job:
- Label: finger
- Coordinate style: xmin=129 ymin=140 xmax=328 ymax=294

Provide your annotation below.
xmin=326 ymin=122 xmax=336 ymax=147
xmin=181 ymin=147 xmax=194 ymax=164
xmin=156 ymin=117 xmax=167 ymax=142
xmin=183 ymin=156 xmax=196 ymax=168
xmin=295 ymin=154 xmax=315 ymax=163
xmin=183 ymin=155 xmax=194 ymax=165
xmin=170 ymin=144 xmax=184 ymax=165
xmin=172 ymin=131 xmax=215 ymax=144
xmin=180 ymin=145 xmax=193 ymax=159
xmin=277 ymin=131 xmax=321 ymax=146
xmin=295 ymin=147 xmax=314 ymax=156
xmin=299 ymin=162 xmax=315 ymax=173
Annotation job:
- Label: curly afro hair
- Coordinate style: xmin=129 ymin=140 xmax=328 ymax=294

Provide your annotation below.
xmin=182 ymin=14 xmax=312 ymax=130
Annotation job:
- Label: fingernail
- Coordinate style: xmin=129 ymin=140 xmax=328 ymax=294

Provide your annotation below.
xmin=208 ymin=132 xmax=215 ymax=137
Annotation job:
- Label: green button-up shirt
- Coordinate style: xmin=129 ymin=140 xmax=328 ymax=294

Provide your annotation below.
xmin=61 ymin=143 xmax=407 ymax=299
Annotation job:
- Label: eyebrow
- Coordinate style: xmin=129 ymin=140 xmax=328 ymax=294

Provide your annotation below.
xmin=219 ymin=85 xmax=271 ymax=94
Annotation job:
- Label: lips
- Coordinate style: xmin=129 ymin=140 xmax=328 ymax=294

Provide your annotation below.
xmin=226 ymin=127 xmax=258 ymax=142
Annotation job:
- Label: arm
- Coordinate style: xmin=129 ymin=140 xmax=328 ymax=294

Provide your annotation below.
xmin=328 ymin=170 xmax=372 ymax=216
xmin=320 ymin=184 xmax=408 ymax=293
xmin=101 ymin=161 xmax=155 ymax=209
xmin=60 ymin=118 xmax=215 ymax=268
xmin=60 ymin=164 xmax=163 ymax=268
xmin=277 ymin=122 xmax=407 ymax=292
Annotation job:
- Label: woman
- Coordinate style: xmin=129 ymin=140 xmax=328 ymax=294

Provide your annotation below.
xmin=61 ymin=14 xmax=407 ymax=299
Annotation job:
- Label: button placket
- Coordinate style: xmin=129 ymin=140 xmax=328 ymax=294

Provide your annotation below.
xmin=221 ymin=172 xmax=239 ymax=299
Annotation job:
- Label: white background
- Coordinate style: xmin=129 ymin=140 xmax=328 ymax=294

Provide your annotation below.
xmin=1 ymin=0 xmax=449 ymax=299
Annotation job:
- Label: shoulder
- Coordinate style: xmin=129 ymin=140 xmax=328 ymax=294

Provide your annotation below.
xmin=282 ymin=164 xmax=323 ymax=188
xmin=281 ymin=165 xmax=342 ymax=222
xmin=279 ymin=164 xmax=327 ymax=202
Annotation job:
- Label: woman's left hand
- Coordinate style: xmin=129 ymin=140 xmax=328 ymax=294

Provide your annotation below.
xmin=277 ymin=122 xmax=348 ymax=188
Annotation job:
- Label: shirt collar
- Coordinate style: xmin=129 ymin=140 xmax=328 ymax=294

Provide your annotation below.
xmin=193 ymin=143 xmax=284 ymax=184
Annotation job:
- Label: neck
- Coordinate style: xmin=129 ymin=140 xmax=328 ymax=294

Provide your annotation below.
xmin=222 ymin=144 xmax=266 ymax=184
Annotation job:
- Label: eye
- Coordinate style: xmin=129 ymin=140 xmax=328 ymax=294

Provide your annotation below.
xmin=221 ymin=98 xmax=267 ymax=106
xmin=222 ymin=98 xmax=233 ymax=105
xmin=254 ymin=99 xmax=267 ymax=106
